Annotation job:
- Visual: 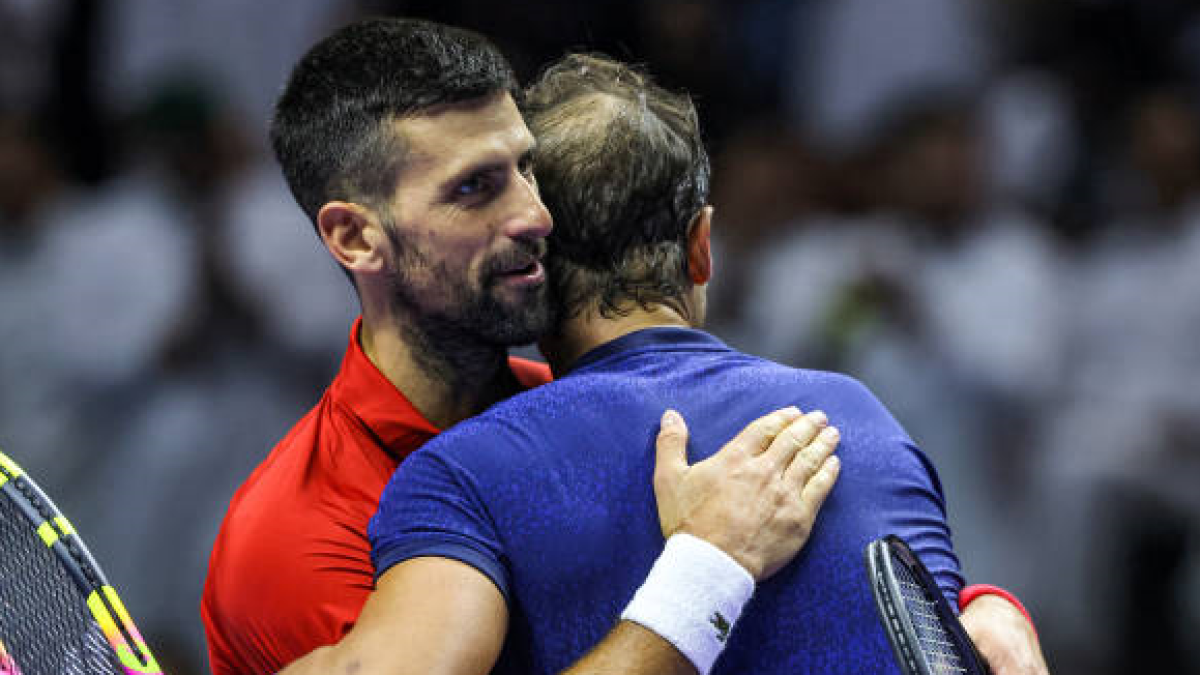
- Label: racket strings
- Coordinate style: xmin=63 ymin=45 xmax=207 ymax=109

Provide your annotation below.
xmin=892 ymin=556 xmax=968 ymax=675
xmin=0 ymin=493 xmax=123 ymax=675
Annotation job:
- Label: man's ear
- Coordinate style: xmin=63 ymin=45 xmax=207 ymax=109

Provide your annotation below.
xmin=317 ymin=201 xmax=389 ymax=275
xmin=686 ymin=205 xmax=713 ymax=285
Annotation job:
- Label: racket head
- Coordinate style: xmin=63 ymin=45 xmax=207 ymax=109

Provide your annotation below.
xmin=0 ymin=450 xmax=163 ymax=675
xmin=865 ymin=535 xmax=989 ymax=675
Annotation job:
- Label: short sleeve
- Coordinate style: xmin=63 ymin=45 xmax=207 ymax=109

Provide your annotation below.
xmin=832 ymin=374 xmax=964 ymax=606
xmin=368 ymin=446 xmax=511 ymax=600
xmin=891 ymin=438 xmax=964 ymax=607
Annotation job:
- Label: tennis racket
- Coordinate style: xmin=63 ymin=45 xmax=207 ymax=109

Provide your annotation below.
xmin=865 ymin=535 xmax=989 ymax=675
xmin=0 ymin=449 xmax=163 ymax=675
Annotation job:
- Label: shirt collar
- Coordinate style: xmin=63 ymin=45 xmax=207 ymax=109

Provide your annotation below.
xmin=330 ymin=317 xmax=441 ymax=453
xmin=568 ymin=326 xmax=729 ymax=374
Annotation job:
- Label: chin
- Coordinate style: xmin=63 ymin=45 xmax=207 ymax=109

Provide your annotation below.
xmin=490 ymin=307 xmax=554 ymax=347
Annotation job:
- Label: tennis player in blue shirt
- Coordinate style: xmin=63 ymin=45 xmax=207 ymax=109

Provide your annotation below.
xmin=365 ymin=54 xmax=1046 ymax=675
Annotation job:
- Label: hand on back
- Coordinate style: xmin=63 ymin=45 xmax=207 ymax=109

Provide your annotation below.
xmin=653 ymin=407 xmax=841 ymax=580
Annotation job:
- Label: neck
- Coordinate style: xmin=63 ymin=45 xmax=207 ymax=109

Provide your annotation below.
xmin=359 ymin=308 xmax=517 ymax=429
xmin=541 ymin=302 xmax=693 ymax=376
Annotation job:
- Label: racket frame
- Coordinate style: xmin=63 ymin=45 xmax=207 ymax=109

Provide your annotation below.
xmin=865 ymin=535 xmax=989 ymax=675
xmin=0 ymin=451 xmax=162 ymax=675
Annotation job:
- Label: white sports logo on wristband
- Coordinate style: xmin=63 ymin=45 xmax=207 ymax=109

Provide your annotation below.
xmin=620 ymin=533 xmax=755 ymax=674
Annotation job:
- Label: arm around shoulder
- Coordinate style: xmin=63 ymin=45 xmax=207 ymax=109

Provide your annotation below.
xmin=275 ymin=554 xmax=702 ymax=675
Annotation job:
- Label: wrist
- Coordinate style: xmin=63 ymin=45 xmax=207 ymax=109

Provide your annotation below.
xmin=676 ymin=524 xmax=760 ymax=579
xmin=959 ymin=584 xmax=1038 ymax=640
xmin=621 ymin=533 xmax=755 ymax=674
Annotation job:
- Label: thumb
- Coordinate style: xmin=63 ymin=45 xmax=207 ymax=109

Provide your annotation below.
xmin=653 ymin=409 xmax=690 ymax=536
xmin=654 ymin=409 xmax=690 ymax=491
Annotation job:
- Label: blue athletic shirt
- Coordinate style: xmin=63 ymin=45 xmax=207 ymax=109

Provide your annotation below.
xmin=370 ymin=327 xmax=962 ymax=674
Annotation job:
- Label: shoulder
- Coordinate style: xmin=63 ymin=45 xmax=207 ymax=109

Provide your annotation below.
xmin=416 ymin=406 xmax=535 ymax=471
xmin=727 ymin=354 xmax=889 ymax=406
xmin=403 ymin=384 xmax=573 ymax=481
xmin=734 ymin=359 xmax=912 ymax=443
xmin=242 ymin=392 xmax=398 ymax=500
xmin=205 ymin=393 xmax=388 ymax=600
xmin=793 ymin=367 xmax=899 ymax=419
xmin=203 ymin=399 xmax=381 ymax=673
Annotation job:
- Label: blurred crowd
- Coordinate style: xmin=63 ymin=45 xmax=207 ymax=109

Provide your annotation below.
xmin=2 ymin=0 xmax=1198 ymax=673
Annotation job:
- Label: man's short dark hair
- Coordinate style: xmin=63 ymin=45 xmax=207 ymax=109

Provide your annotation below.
xmin=271 ymin=17 xmax=519 ymax=224
xmin=523 ymin=53 xmax=710 ymax=321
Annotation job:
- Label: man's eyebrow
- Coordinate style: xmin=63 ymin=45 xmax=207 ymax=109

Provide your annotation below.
xmin=439 ymin=140 xmax=538 ymax=192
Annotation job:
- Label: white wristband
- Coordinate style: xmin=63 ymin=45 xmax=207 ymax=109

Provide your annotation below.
xmin=620 ymin=533 xmax=755 ymax=674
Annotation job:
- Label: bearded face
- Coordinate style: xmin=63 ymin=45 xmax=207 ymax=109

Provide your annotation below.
xmin=373 ymin=94 xmax=556 ymax=350
xmin=383 ymin=222 xmax=554 ymax=347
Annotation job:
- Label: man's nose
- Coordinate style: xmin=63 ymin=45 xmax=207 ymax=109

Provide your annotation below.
xmin=501 ymin=171 xmax=552 ymax=240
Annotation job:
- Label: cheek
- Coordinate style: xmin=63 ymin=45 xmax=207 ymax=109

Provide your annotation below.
xmin=412 ymin=229 xmax=489 ymax=281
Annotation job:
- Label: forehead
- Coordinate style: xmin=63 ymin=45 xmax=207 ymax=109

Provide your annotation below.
xmin=393 ymin=93 xmax=533 ymax=180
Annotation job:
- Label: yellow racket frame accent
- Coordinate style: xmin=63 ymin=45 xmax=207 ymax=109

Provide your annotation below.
xmin=0 ymin=449 xmax=164 ymax=675
xmin=86 ymin=588 xmax=162 ymax=674
xmin=0 ymin=453 xmax=22 ymax=485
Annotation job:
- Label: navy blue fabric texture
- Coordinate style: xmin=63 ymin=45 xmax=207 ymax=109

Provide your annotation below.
xmin=370 ymin=327 xmax=962 ymax=674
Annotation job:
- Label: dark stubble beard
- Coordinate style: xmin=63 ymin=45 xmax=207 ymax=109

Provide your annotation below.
xmin=383 ymin=224 xmax=555 ymax=373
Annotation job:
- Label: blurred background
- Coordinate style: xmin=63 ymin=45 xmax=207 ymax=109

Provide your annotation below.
xmin=2 ymin=0 xmax=1199 ymax=672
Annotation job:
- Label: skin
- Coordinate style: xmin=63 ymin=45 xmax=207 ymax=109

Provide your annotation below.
xmin=281 ymin=90 xmax=1048 ymax=675
xmin=961 ymin=595 xmax=1050 ymax=675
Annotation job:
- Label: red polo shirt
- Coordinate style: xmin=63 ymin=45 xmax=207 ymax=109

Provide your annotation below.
xmin=201 ymin=319 xmax=550 ymax=675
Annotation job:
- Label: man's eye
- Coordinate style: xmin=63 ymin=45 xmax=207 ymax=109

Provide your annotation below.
xmin=455 ymin=175 xmax=493 ymax=198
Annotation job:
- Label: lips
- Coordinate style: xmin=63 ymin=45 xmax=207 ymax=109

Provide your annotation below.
xmin=495 ymin=259 xmax=545 ymax=286
xmin=497 ymin=258 xmax=541 ymax=276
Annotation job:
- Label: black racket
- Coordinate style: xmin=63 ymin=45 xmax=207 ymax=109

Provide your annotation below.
xmin=0 ymin=449 xmax=162 ymax=675
xmin=865 ymin=535 xmax=989 ymax=675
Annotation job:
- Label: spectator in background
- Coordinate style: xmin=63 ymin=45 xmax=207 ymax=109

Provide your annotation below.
xmin=732 ymin=82 xmax=1072 ymax=610
xmin=0 ymin=79 xmax=355 ymax=674
xmin=0 ymin=110 xmax=82 ymax=490
xmin=0 ymin=0 xmax=65 ymax=115
xmin=99 ymin=0 xmax=347 ymax=141
xmin=1031 ymin=84 xmax=1200 ymax=674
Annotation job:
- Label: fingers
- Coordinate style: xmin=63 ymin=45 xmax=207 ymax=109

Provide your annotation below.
xmin=653 ymin=409 xmax=689 ymax=497
xmin=730 ymin=407 xmax=804 ymax=457
xmin=782 ymin=422 xmax=839 ymax=486
xmin=785 ymin=420 xmax=840 ymax=517
xmin=798 ymin=453 xmax=840 ymax=515
xmin=761 ymin=410 xmax=829 ymax=470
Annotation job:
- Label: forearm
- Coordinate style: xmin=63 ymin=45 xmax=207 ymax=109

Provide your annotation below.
xmin=274 ymin=557 xmax=507 ymax=675
xmin=275 ymin=632 xmax=411 ymax=675
xmin=277 ymin=644 xmax=345 ymax=675
xmin=559 ymin=533 xmax=755 ymax=675
xmin=272 ymin=602 xmax=701 ymax=675
xmin=561 ymin=622 xmax=696 ymax=675
xmin=275 ymin=572 xmax=709 ymax=675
